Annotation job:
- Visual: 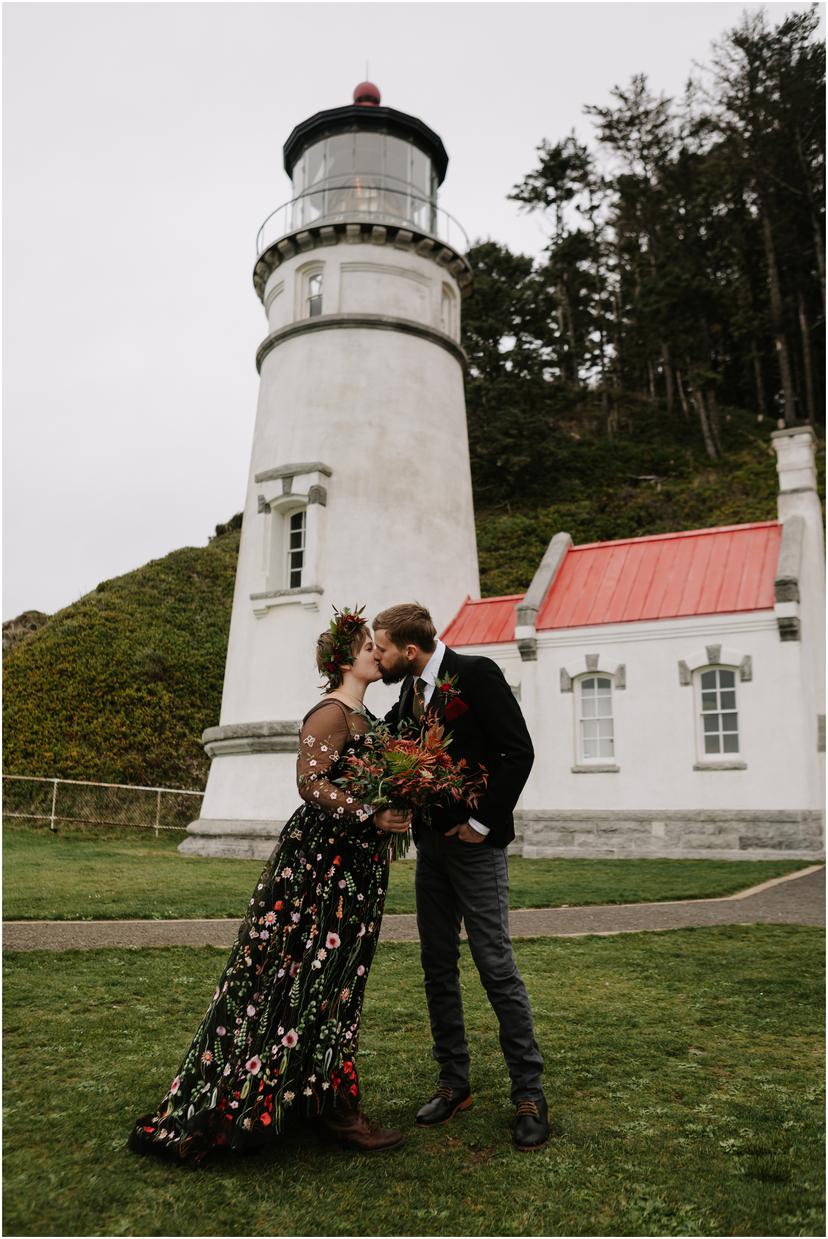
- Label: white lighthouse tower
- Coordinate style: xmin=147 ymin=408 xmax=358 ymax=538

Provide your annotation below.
xmin=182 ymin=83 xmax=480 ymax=857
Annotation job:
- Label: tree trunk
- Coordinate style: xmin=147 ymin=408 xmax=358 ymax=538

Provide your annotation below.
xmin=611 ymin=287 xmax=623 ymax=387
xmin=676 ymin=368 xmax=691 ymax=420
xmin=647 ymin=359 xmax=657 ymax=402
xmin=707 ymin=387 xmax=723 ymax=455
xmin=750 ymin=337 xmax=767 ymax=417
xmin=692 ymin=388 xmax=719 ymax=460
xmin=660 ymin=342 xmax=674 ymax=415
xmin=554 ymin=292 xmax=568 ymax=383
xmin=760 ymin=208 xmax=797 ymax=425
xmin=798 ymin=290 xmax=816 ymax=426
xmin=560 ymin=285 xmax=579 ymax=384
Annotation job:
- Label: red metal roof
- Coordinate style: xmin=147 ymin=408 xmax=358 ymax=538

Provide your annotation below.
xmin=442 ymin=522 xmax=781 ymax=645
xmin=442 ymin=595 xmax=521 ymax=646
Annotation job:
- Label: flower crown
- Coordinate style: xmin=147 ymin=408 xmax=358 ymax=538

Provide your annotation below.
xmin=321 ymin=606 xmax=367 ymax=684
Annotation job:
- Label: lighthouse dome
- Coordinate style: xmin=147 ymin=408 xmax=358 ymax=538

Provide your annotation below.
xmin=353 ymin=81 xmax=381 ymax=106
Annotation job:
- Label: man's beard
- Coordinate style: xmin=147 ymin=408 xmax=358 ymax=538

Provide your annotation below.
xmin=379 ymin=653 xmax=413 ymax=685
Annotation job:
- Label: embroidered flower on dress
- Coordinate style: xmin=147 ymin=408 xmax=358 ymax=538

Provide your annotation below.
xmin=281 ymin=1030 xmax=299 ymax=1048
xmin=245 ymin=1056 xmax=262 ymax=1074
xmin=326 ymin=932 xmax=341 ymax=949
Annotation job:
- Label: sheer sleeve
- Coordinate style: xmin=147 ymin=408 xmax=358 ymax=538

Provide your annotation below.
xmin=297 ymin=701 xmax=374 ymax=823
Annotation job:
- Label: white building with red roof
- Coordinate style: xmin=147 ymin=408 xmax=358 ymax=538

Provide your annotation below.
xmin=442 ymin=426 xmax=824 ymax=860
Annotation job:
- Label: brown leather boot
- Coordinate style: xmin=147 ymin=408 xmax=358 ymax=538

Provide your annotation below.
xmin=320 ymin=1106 xmax=405 ymax=1153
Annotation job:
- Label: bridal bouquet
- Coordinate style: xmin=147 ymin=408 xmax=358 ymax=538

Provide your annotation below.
xmin=335 ymin=717 xmax=488 ymax=860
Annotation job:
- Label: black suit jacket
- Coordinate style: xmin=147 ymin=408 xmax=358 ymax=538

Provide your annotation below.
xmin=384 ymin=646 xmax=534 ymax=850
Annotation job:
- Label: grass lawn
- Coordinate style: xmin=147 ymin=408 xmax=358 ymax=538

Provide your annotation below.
xmin=2 ymin=926 xmax=824 ymax=1236
xmin=1 ymin=824 xmax=814 ymax=921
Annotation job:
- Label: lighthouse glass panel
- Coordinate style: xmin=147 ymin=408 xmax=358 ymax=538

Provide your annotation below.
xmin=287 ymin=510 xmax=306 ymax=588
xmin=292 ymin=134 xmax=436 ymax=233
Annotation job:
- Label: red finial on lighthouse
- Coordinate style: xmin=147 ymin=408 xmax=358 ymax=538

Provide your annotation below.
xmin=353 ymin=81 xmax=381 ymax=107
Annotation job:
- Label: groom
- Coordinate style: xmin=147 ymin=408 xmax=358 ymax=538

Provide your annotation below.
xmin=372 ymin=602 xmax=549 ymax=1151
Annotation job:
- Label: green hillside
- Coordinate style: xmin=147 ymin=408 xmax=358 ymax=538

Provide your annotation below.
xmin=3 ymin=530 xmax=239 ymax=790
xmin=4 ymin=398 xmax=820 ymax=790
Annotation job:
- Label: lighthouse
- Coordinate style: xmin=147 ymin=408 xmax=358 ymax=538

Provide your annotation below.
xmin=182 ymin=83 xmax=480 ymax=857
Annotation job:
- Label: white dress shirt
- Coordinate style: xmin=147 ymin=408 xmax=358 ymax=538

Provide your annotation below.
xmin=417 ymin=640 xmax=489 ymax=838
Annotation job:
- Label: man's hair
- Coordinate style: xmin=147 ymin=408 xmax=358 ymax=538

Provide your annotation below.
xmin=373 ymin=603 xmax=437 ymax=652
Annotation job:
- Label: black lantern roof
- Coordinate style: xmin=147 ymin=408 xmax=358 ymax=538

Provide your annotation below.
xmin=283 ymin=103 xmax=449 ymax=185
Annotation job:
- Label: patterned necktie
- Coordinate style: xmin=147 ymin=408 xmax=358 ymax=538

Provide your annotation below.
xmin=412 ymin=676 xmax=427 ymax=721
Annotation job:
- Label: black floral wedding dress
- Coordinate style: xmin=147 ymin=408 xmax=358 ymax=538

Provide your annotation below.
xmin=128 ymin=699 xmax=390 ymax=1165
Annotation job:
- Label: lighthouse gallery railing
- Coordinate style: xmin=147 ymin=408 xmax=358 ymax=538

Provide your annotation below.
xmin=256 ymin=183 xmax=469 ymax=257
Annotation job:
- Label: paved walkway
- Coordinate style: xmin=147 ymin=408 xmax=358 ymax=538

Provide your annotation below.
xmin=3 ymin=865 xmax=823 ymax=951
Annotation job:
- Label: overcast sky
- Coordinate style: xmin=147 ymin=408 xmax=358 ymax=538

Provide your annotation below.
xmin=3 ymin=0 xmax=817 ymax=620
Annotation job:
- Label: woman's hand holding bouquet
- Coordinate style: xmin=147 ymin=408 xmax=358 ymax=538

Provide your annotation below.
xmin=335 ymin=717 xmax=488 ymax=860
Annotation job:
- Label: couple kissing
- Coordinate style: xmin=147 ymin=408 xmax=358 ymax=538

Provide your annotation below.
xmin=128 ymin=601 xmax=548 ymax=1165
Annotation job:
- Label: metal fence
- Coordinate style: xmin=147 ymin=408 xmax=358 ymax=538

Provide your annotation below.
xmin=2 ymin=775 xmax=203 ymax=835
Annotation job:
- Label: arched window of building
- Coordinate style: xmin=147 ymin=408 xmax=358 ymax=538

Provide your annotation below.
xmin=695 ymin=666 xmax=740 ymax=757
xmin=575 ymin=674 xmax=614 ymax=763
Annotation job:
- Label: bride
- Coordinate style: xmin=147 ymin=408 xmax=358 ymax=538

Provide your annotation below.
xmin=128 ymin=608 xmax=410 ymax=1164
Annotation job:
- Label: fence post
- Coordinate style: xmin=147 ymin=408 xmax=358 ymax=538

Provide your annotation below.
xmin=154 ymin=789 xmax=162 ymax=838
xmin=49 ymin=779 xmax=58 ymax=833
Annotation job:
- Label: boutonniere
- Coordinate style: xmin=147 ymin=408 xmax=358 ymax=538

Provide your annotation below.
xmin=435 ymin=672 xmax=469 ymax=722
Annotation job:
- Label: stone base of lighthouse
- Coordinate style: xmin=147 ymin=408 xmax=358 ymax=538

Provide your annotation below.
xmin=179 ymin=727 xmax=299 ymax=859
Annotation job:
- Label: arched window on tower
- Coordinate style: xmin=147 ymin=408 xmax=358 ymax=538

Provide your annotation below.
xmin=440 ymin=283 xmax=456 ymax=337
xmin=307 ymin=272 xmax=323 ymax=318
xmin=286 ymin=509 xmax=306 ymax=588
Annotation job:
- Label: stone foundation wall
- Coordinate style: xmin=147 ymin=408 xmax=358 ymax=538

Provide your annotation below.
xmin=513 ymin=809 xmax=825 ymax=860
xmin=181 ymin=809 xmax=824 ymax=861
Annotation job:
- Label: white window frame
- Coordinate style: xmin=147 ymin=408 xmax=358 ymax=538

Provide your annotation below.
xmin=285 ymin=508 xmax=306 ymax=588
xmin=306 ymin=271 xmax=323 ymax=318
xmin=296 ymin=262 xmax=325 ymax=321
xmin=693 ymin=665 xmax=741 ymax=764
xmin=440 ymin=283 xmax=457 ymax=337
xmin=262 ymin=497 xmax=308 ymax=594
xmin=574 ymin=673 xmax=616 ymax=766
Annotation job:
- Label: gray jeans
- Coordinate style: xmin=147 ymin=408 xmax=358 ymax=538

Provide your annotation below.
xmin=414 ymin=827 xmax=544 ymax=1102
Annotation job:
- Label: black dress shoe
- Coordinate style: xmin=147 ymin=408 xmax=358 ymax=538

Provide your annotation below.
xmin=415 ymin=1085 xmax=473 ymax=1126
xmin=512 ymin=1095 xmax=549 ymax=1150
